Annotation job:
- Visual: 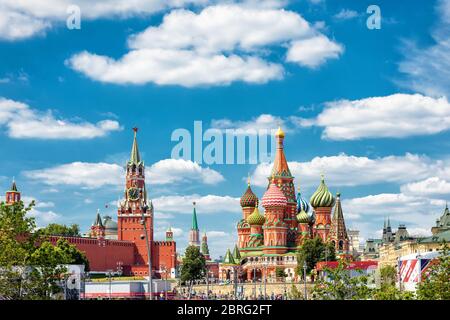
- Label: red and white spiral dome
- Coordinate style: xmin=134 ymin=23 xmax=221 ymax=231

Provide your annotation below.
xmin=261 ymin=182 xmax=288 ymax=208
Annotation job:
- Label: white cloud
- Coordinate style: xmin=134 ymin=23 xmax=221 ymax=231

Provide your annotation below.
xmin=28 ymin=209 xmax=61 ymax=227
xmin=333 ymin=9 xmax=359 ymax=20
xmin=251 ymin=153 xmax=443 ymax=188
xmin=0 ymin=0 xmax=207 ymax=40
xmin=68 ymin=4 xmax=343 ymax=86
xmin=211 ymin=114 xmax=285 ymax=135
xmin=68 ymin=49 xmax=283 ymax=87
xmin=299 ymin=94 xmax=450 ymax=140
xmin=398 ymin=0 xmax=450 ymax=97
xmin=152 ymin=194 xmax=240 ymax=214
xmin=342 ymin=193 xmax=445 ymax=229
xmin=23 ymin=162 xmax=124 ymax=189
xmin=401 ymin=177 xmax=450 ymax=197
xmin=0 ymin=97 xmax=121 ymax=139
xmin=147 ymin=159 xmax=224 ymax=185
xmin=286 ymin=35 xmax=344 ymax=68
xmin=206 ymin=230 xmax=230 ymax=238
xmin=23 ymin=159 xmax=223 ymax=189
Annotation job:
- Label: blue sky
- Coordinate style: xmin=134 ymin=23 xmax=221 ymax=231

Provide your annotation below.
xmin=1 ymin=0 xmax=450 ymax=258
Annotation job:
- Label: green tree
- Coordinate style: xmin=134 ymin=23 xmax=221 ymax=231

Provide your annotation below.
xmin=180 ymin=245 xmax=206 ymax=295
xmin=311 ymin=260 xmax=372 ymax=300
xmin=416 ymin=242 xmax=450 ymax=300
xmin=288 ymin=284 xmax=303 ymax=300
xmin=38 ymin=223 xmax=81 ymax=237
xmin=275 ymin=267 xmax=287 ymax=278
xmin=379 ymin=265 xmax=397 ymax=286
xmin=55 ymin=239 xmax=90 ymax=271
xmin=296 ymin=237 xmax=336 ymax=275
xmin=0 ymin=200 xmax=89 ymax=299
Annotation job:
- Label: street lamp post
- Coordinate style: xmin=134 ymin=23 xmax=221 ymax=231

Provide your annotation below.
xmin=263 ymin=261 xmax=268 ymax=300
xmin=253 ymin=267 xmax=256 ymax=300
xmin=140 ymin=206 xmax=153 ymax=300
xmin=303 ymin=261 xmax=307 ymax=300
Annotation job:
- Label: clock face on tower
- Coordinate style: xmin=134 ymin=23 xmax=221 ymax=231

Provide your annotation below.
xmin=127 ymin=187 xmax=140 ymax=201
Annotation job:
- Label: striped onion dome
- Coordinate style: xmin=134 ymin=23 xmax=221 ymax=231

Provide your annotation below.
xmin=296 ymin=210 xmax=310 ymax=223
xmin=261 ymin=182 xmax=287 ymax=208
xmin=297 ymin=191 xmax=310 ymax=213
xmin=247 ymin=207 xmax=265 ymax=226
xmin=240 ymin=184 xmax=258 ymax=208
xmin=310 ymin=175 xmax=335 ymax=208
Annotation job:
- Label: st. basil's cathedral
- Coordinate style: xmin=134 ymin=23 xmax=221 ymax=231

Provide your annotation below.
xmin=220 ymin=127 xmax=350 ymax=281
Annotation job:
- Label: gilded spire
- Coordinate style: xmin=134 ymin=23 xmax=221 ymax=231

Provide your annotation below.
xmin=130 ymin=127 xmax=141 ymax=164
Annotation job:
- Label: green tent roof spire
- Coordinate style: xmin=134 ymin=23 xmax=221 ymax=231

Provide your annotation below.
xmin=130 ymin=127 xmax=141 ymax=164
xmin=192 ymin=201 xmax=199 ymax=230
xmin=223 ymin=248 xmax=236 ymax=264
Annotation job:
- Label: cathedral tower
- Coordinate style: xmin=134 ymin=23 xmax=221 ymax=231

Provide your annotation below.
xmin=117 ymin=128 xmax=153 ymax=266
xmin=328 ymin=193 xmax=350 ymax=258
xmin=237 ymin=177 xmax=257 ymax=250
xmin=269 ymin=127 xmax=297 ymax=246
xmin=310 ymin=175 xmax=335 ymax=241
xmin=189 ymin=202 xmax=200 ymax=247
xmin=262 ymin=181 xmax=288 ymax=254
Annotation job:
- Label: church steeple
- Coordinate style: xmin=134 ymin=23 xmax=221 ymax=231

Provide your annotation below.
xmin=328 ymin=193 xmax=350 ymax=257
xmin=271 ymin=126 xmax=292 ymax=178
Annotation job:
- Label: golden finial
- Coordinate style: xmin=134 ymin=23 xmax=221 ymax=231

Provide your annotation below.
xmin=247 ymin=173 xmax=251 ymax=186
xmin=275 ymin=126 xmax=285 ymax=138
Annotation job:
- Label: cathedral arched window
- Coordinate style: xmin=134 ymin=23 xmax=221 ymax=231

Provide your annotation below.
xmin=339 ymin=240 xmax=344 ymax=251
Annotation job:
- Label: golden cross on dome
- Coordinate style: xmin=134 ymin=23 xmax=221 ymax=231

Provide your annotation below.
xmin=247 ymin=173 xmax=251 ymax=186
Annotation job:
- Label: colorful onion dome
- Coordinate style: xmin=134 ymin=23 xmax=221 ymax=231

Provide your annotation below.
xmin=247 ymin=207 xmax=265 ymax=226
xmin=296 ymin=210 xmax=310 ymax=223
xmin=310 ymin=174 xmax=335 ymax=208
xmin=297 ymin=190 xmax=310 ymax=214
xmin=240 ymin=181 xmax=258 ymax=208
xmin=261 ymin=182 xmax=288 ymax=208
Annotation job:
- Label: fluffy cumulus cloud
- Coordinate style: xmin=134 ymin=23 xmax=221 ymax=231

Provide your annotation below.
xmin=251 ymin=153 xmax=444 ymax=188
xmin=23 ymin=159 xmax=223 ymax=189
xmin=211 ymin=114 xmax=285 ymax=135
xmin=299 ymin=94 xmax=450 ymax=140
xmin=401 ymin=177 xmax=450 ymax=197
xmin=152 ymin=194 xmax=240 ymax=214
xmin=286 ymin=35 xmax=344 ymax=68
xmin=147 ymin=159 xmax=224 ymax=185
xmin=398 ymin=0 xmax=450 ymax=97
xmin=68 ymin=4 xmax=343 ymax=86
xmin=23 ymin=162 xmax=124 ymax=189
xmin=0 ymin=0 xmax=207 ymax=40
xmin=0 ymin=97 xmax=121 ymax=139
xmin=342 ymin=193 xmax=443 ymax=235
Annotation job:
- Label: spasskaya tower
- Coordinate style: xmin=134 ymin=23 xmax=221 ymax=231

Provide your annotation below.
xmin=117 ymin=128 xmax=153 ymax=266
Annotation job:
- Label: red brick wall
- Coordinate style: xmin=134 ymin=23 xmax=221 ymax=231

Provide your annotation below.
xmin=48 ymin=236 xmax=135 ymax=272
xmin=152 ymin=241 xmax=176 ymax=277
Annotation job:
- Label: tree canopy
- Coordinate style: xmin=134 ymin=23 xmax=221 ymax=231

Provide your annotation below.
xmin=0 ymin=200 xmax=89 ymax=299
xmin=38 ymin=223 xmax=81 ymax=237
xmin=296 ymin=237 xmax=336 ymax=275
xmin=180 ymin=245 xmax=206 ymax=284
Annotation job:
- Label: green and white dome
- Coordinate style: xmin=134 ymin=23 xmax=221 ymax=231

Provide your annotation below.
xmin=310 ymin=175 xmax=335 ymax=208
